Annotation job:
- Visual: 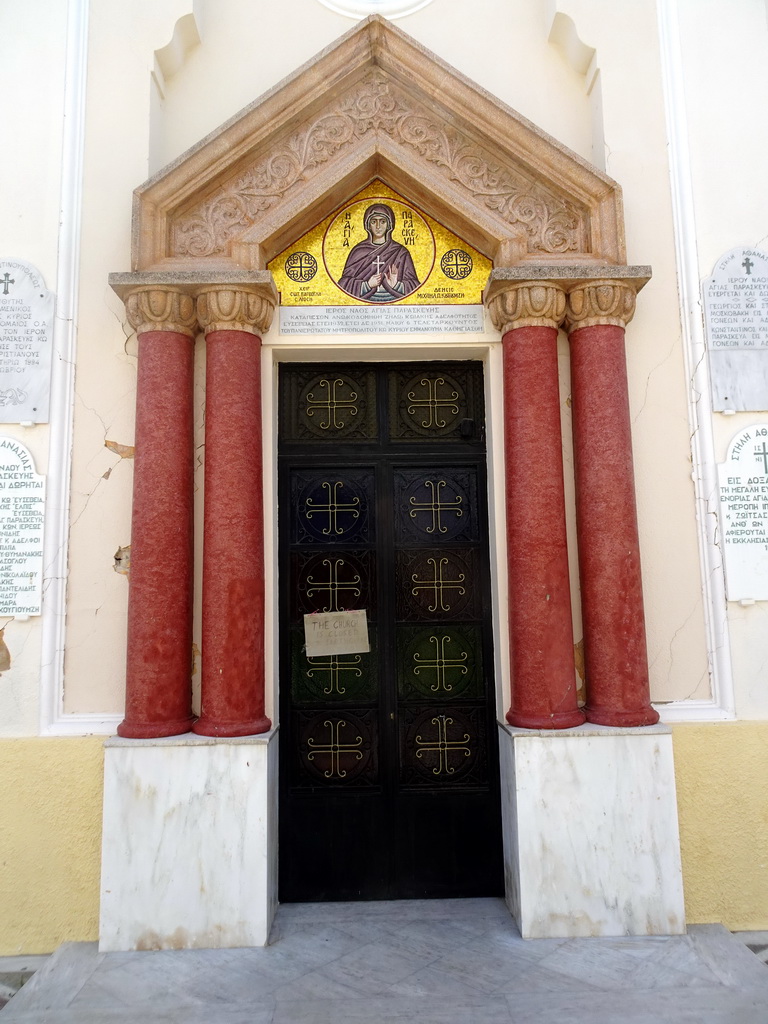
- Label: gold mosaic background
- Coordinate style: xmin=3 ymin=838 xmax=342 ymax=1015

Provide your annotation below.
xmin=269 ymin=181 xmax=491 ymax=307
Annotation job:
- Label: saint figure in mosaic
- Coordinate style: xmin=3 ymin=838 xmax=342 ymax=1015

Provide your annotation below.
xmin=338 ymin=203 xmax=420 ymax=302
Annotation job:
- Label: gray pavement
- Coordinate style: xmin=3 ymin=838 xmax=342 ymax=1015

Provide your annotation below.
xmin=2 ymin=898 xmax=768 ymax=1023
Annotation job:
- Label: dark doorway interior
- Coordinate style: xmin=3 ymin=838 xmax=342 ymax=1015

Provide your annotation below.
xmin=278 ymin=361 xmax=503 ymax=901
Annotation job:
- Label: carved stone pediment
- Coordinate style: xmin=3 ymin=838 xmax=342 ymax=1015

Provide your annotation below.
xmin=130 ymin=16 xmax=625 ymax=273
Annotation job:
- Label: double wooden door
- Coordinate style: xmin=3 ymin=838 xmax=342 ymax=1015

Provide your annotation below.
xmin=278 ymin=362 xmax=503 ymax=901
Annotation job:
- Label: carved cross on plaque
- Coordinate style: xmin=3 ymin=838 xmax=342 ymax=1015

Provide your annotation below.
xmin=755 ymin=443 xmax=768 ymax=474
xmin=743 ymin=257 xmax=754 ymax=275
xmin=1 ymin=273 xmax=14 ymax=295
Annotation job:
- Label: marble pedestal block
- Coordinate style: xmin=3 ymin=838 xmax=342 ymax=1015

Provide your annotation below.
xmin=100 ymin=731 xmax=278 ymax=951
xmin=498 ymin=723 xmax=685 ymax=939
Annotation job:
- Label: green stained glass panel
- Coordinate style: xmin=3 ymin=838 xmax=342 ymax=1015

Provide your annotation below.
xmin=290 ymin=627 xmax=378 ymax=705
xmin=397 ymin=625 xmax=482 ymax=701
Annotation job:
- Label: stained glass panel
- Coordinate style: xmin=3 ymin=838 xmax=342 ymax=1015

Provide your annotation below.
xmin=396 ymin=624 xmax=482 ymax=700
xmin=291 ymin=627 xmax=378 ymax=705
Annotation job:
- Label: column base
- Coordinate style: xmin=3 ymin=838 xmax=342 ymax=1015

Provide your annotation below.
xmin=100 ymin=731 xmax=278 ymax=951
xmin=498 ymin=722 xmax=685 ymax=938
xmin=506 ymin=708 xmax=586 ymax=730
xmin=117 ymin=715 xmax=196 ymax=739
xmin=584 ymin=704 xmax=660 ymax=727
xmin=192 ymin=714 xmax=272 ymax=737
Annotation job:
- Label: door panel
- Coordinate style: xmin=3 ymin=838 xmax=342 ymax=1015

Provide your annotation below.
xmin=278 ymin=362 xmax=503 ymax=901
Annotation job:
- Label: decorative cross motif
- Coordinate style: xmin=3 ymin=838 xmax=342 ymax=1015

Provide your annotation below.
xmin=1 ymin=273 xmax=14 ymax=295
xmin=406 ymin=377 xmax=460 ymax=429
xmin=743 ymin=257 xmax=754 ymax=276
xmin=409 ymin=479 xmax=463 ymax=534
xmin=285 ymin=251 xmax=317 ymax=281
xmin=413 ymin=635 xmax=468 ymax=692
xmin=307 ymin=719 xmax=363 ymax=778
xmin=372 ymin=254 xmax=386 ymax=276
xmin=306 ymin=654 xmax=363 ymax=696
xmin=411 ymin=556 xmax=465 ymax=613
xmin=414 ymin=715 xmax=471 ymax=775
xmin=440 ymin=249 xmax=473 ymax=280
xmin=755 ymin=443 xmax=768 ymax=474
xmin=305 ymin=378 xmax=359 ymax=430
xmin=305 ymin=557 xmax=361 ymax=612
xmin=305 ymin=480 xmax=360 ymax=535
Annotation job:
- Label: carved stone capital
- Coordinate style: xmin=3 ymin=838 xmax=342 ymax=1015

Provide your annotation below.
xmin=565 ymin=279 xmax=637 ymax=332
xmin=195 ymin=285 xmax=275 ymax=336
xmin=124 ymin=287 xmax=197 ymax=338
xmin=486 ymin=281 xmax=566 ymax=333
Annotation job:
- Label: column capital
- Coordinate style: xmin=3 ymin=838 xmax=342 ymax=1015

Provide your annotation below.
xmin=124 ymin=286 xmax=197 ymax=338
xmin=195 ymin=284 xmax=276 ymax=336
xmin=485 ymin=280 xmax=566 ymax=333
xmin=565 ymin=279 xmax=637 ymax=333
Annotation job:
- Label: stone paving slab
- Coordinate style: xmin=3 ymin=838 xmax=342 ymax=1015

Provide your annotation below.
xmin=2 ymin=899 xmax=767 ymax=1023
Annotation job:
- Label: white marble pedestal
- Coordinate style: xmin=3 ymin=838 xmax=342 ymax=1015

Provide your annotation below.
xmin=99 ymin=731 xmax=278 ymax=951
xmin=498 ymin=723 xmax=685 ymax=938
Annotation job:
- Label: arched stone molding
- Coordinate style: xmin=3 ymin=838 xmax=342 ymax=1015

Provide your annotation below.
xmin=128 ymin=14 xmax=625 ymax=277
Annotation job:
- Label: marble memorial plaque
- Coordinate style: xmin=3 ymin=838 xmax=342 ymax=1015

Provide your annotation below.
xmin=718 ymin=423 xmax=768 ymax=601
xmin=304 ymin=610 xmax=370 ymax=656
xmin=279 ymin=304 xmax=484 ymax=335
xmin=703 ymin=247 xmax=768 ymax=412
xmin=0 ymin=438 xmax=45 ymax=616
xmin=0 ymin=260 xmax=54 ymax=423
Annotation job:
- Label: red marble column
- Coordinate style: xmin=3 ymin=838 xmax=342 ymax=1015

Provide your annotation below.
xmin=193 ymin=286 xmax=275 ymax=737
xmin=488 ymin=283 xmax=584 ymax=729
xmin=566 ymin=280 xmax=658 ymax=726
xmin=119 ymin=288 xmax=197 ymax=738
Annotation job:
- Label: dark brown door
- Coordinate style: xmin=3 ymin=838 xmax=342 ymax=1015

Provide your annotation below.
xmin=278 ymin=362 xmax=503 ymax=901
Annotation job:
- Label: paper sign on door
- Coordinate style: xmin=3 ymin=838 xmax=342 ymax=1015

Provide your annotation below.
xmin=303 ymin=610 xmax=370 ymax=657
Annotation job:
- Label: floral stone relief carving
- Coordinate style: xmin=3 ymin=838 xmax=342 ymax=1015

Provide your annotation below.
xmin=170 ymin=72 xmax=587 ymax=261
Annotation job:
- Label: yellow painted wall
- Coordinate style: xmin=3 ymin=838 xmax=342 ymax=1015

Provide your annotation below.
xmin=0 ymin=737 xmax=104 ymax=955
xmin=673 ymin=722 xmax=768 ymax=931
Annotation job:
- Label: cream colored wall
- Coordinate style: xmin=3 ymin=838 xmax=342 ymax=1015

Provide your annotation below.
xmin=153 ymin=0 xmax=593 ymax=172
xmin=677 ymin=0 xmax=768 ymax=719
xmin=0 ymin=1 xmax=67 ymax=736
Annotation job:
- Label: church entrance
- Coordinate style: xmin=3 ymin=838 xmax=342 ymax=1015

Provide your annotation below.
xmin=278 ymin=360 xmax=504 ymax=901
